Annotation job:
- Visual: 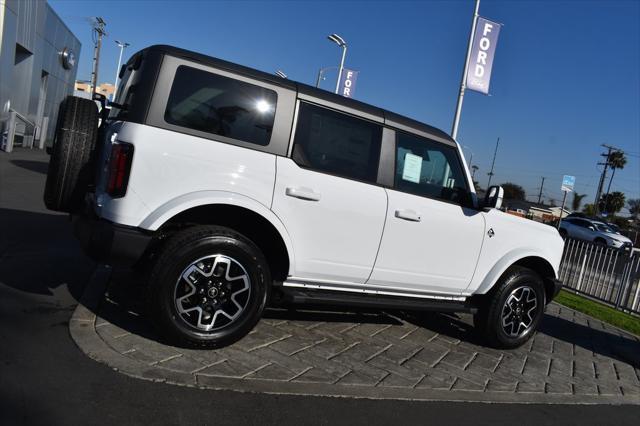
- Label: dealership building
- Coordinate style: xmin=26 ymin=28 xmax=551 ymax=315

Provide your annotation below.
xmin=0 ymin=0 xmax=81 ymax=152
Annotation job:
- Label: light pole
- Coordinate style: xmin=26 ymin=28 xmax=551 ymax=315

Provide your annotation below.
xmin=275 ymin=70 xmax=287 ymax=79
xmin=327 ymin=34 xmax=347 ymax=94
xmin=113 ymin=40 xmax=130 ymax=101
xmin=315 ymin=66 xmax=337 ymax=88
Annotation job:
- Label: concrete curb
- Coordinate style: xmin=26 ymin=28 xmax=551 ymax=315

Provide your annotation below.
xmin=70 ymin=266 xmax=640 ymax=405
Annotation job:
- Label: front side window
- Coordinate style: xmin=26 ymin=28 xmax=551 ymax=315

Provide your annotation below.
xmin=164 ymin=65 xmax=277 ymax=146
xmin=394 ymin=132 xmax=470 ymax=205
xmin=594 ymin=223 xmax=612 ymax=232
xmin=292 ymin=102 xmax=382 ymax=183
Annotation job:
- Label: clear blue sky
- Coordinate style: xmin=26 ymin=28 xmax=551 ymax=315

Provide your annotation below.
xmin=50 ymin=0 xmax=640 ymax=213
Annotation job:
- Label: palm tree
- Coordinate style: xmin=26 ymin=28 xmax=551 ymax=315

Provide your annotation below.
xmin=582 ymin=203 xmax=596 ymax=217
xmin=605 ymin=151 xmax=627 ymax=197
xmin=628 ymin=198 xmax=640 ymax=220
xmin=599 ymin=191 xmax=626 ymax=216
xmin=571 ymin=192 xmax=587 ymax=212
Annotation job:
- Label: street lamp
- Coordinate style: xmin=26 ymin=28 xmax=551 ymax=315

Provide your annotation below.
xmin=327 ymin=33 xmax=347 ymax=94
xmin=315 ymin=66 xmax=337 ymax=88
xmin=275 ymin=70 xmax=287 ymax=79
xmin=112 ymin=40 xmax=130 ymax=101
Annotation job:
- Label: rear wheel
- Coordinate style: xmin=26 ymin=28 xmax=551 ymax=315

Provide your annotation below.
xmin=474 ymin=266 xmax=545 ymax=349
xmin=148 ymin=226 xmax=270 ymax=348
xmin=43 ymin=96 xmax=99 ymax=212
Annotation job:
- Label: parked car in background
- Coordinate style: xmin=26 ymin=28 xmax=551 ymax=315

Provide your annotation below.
xmin=559 ymin=217 xmax=632 ymax=249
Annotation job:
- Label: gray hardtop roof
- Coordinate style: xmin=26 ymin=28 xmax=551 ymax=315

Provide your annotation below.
xmin=140 ymin=44 xmax=456 ymax=145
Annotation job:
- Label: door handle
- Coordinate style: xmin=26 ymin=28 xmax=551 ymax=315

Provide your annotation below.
xmin=395 ymin=209 xmax=421 ymax=222
xmin=285 ymin=187 xmax=321 ymax=202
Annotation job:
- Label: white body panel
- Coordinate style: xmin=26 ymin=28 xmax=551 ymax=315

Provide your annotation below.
xmin=95 ymin=122 xmax=564 ymax=301
xmin=466 ymin=209 xmax=564 ymax=296
xmin=271 ymin=157 xmax=387 ymax=284
xmin=367 ymin=189 xmax=485 ymax=295
xmin=96 ymin=123 xmax=277 ymax=229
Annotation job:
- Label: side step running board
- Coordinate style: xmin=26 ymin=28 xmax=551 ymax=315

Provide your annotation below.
xmin=279 ymin=287 xmax=477 ymax=314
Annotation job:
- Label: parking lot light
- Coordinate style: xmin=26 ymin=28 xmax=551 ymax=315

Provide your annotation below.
xmin=113 ymin=40 xmax=130 ymax=101
xmin=327 ymin=33 xmax=347 ymax=94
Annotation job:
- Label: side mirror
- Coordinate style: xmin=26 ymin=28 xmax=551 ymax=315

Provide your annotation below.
xmin=483 ymin=185 xmax=504 ymax=210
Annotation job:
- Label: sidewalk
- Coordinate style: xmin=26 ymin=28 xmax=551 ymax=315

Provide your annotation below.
xmin=72 ymin=263 xmax=640 ymax=404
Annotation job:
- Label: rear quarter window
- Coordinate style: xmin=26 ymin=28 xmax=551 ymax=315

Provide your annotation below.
xmin=164 ymin=65 xmax=278 ymax=146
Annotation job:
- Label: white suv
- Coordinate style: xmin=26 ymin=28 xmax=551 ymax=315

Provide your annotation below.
xmin=44 ymin=45 xmax=564 ymax=349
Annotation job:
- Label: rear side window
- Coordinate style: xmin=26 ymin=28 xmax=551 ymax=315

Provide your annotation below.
xmin=292 ymin=102 xmax=382 ymax=183
xmin=164 ymin=65 xmax=277 ymax=146
xmin=394 ymin=132 xmax=470 ymax=205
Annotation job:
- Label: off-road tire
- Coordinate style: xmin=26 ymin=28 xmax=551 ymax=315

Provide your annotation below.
xmin=148 ymin=225 xmax=270 ymax=348
xmin=474 ymin=266 xmax=545 ymax=349
xmin=43 ymin=96 xmax=99 ymax=212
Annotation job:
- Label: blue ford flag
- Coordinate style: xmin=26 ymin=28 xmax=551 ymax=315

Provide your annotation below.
xmin=466 ymin=17 xmax=501 ymax=95
xmin=339 ymin=69 xmax=359 ymax=98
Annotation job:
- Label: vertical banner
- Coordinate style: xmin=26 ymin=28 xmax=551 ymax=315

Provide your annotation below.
xmin=466 ymin=17 xmax=501 ymax=95
xmin=339 ymin=69 xmax=359 ymax=98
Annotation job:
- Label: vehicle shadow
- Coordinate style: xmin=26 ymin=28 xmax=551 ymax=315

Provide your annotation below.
xmin=9 ymin=159 xmax=49 ymax=174
xmin=98 ymin=267 xmax=640 ymax=367
xmin=0 ymin=207 xmax=93 ymax=301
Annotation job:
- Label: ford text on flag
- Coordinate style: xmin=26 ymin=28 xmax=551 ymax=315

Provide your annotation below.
xmin=466 ymin=17 xmax=501 ymax=95
xmin=339 ymin=69 xmax=359 ymax=98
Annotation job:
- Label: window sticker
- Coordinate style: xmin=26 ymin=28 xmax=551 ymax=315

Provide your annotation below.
xmin=402 ymin=153 xmax=422 ymax=183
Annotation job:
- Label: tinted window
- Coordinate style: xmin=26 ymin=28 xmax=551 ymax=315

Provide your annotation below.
xmin=292 ymin=102 xmax=382 ymax=183
xmin=394 ymin=132 xmax=470 ymax=205
xmin=164 ymin=65 xmax=277 ymax=146
xmin=594 ymin=223 xmax=612 ymax=232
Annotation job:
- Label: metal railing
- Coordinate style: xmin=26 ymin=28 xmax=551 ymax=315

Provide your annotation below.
xmin=559 ymin=238 xmax=640 ymax=315
xmin=1 ymin=110 xmax=36 ymax=152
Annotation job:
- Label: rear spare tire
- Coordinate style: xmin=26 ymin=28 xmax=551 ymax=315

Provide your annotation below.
xmin=44 ymin=96 xmax=99 ymax=213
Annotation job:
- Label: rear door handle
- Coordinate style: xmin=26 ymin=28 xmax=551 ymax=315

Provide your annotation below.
xmin=285 ymin=187 xmax=321 ymax=202
xmin=395 ymin=209 xmax=421 ymax=222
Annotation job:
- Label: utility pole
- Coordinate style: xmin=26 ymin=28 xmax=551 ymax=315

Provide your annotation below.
xmin=537 ymin=177 xmax=545 ymax=204
xmin=594 ymin=144 xmax=622 ymax=215
xmin=451 ymin=0 xmax=480 ymax=141
xmin=486 ymin=137 xmax=500 ymax=188
xmin=89 ymin=17 xmax=107 ymax=97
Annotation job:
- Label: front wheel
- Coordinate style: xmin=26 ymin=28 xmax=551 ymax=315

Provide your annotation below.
xmin=148 ymin=226 xmax=270 ymax=348
xmin=474 ymin=266 xmax=545 ymax=349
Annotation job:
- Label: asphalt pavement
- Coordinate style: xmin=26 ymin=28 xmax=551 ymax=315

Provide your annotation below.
xmin=1 ymin=148 xmax=638 ymax=425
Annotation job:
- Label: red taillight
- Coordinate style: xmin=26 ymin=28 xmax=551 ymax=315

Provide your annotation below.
xmin=106 ymin=143 xmax=134 ymax=198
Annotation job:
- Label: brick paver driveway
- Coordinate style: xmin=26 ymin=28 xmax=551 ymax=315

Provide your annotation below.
xmin=71 ymin=266 xmax=640 ymax=404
